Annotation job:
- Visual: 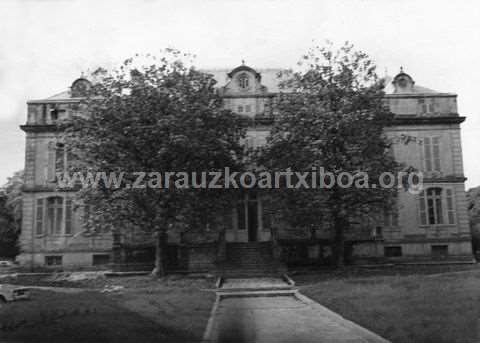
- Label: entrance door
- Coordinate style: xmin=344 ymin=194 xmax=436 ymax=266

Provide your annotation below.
xmin=235 ymin=192 xmax=259 ymax=242
xmin=247 ymin=194 xmax=258 ymax=241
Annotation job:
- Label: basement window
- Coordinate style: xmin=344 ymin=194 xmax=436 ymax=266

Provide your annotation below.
xmin=45 ymin=255 xmax=62 ymax=266
xmin=431 ymin=245 xmax=449 ymax=259
xmin=92 ymin=254 xmax=110 ymax=266
xmin=384 ymin=246 xmax=402 ymax=257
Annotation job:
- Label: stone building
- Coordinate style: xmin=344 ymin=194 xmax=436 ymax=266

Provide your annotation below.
xmin=17 ymin=65 xmax=474 ymax=270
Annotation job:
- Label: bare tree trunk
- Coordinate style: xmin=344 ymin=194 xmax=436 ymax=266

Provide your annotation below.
xmin=151 ymin=229 xmax=166 ymax=277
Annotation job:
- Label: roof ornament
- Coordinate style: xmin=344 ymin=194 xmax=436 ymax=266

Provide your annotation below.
xmin=400 ymin=66 xmax=404 ymax=73
xmin=241 ymin=59 xmax=245 ymax=65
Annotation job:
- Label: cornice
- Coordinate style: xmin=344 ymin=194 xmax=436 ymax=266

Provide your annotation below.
xmin=20 ymin=124 xmax=59 ymax=133
xmin=391 ymin=116 xmax=465 ymax=125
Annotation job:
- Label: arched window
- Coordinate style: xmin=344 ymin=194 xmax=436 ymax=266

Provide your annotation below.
xmin=419 ymin=187 xmax=455 ymax=225
xmin=238 ymin=73 xmax=249 ymax=89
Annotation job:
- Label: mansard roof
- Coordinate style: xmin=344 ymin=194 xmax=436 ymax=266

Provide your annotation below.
xmin=384 ymin=68 xmax=455 ymax=96
xmin=29 ymin=66 xmax=456 ymax=103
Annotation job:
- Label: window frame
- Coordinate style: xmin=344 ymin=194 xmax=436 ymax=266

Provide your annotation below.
xmin=35 ymin=196 xmax=74 ymax=236
xmin=423 ymin=136 xmax=441 ymax=172
xmin=238 ymin=73 xmax=249 ymax=89
xmin=45 ymin=255 xmax=62 ymax=266
xmin=384 ymin=246 xmax=402 ymax=257
xmin=47 ymin=141 xmax=68 ymax=182
xmin=418 ymin=187 xmax=456 ymax=227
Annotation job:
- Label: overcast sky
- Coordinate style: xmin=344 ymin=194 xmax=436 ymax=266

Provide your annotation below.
xmin=1 ymin=0 xmax=479 ymax=188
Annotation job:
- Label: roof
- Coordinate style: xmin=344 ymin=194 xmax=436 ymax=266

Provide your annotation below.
xmin=29 ymin=68 xmax=455 ymax=102
xmin=203 ymin=68 xmax=288 ymax=93
xmin=383 ymin=75 xmax=441 ymax=95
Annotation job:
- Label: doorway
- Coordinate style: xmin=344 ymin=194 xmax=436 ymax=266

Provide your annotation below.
xmin=237 ymin=192 xmax=259 ymax=242
xmin=247 ymin=194 xmax=258 ymax=241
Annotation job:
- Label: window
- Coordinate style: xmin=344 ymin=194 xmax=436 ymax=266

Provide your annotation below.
xmin=384 ymin=246 xmax=402 ymax=257
xmin=237 ymin=105 xmax=244 ymax=113
xmin=47 ymin=197 xmax=63 ymax=235
xmin=374 ymin=226 xmax=383 ymax=238
xmin=45 ymin=255 xmax=62 ymax=266
xmin=383 ymin=209 xmax=399 ymax=227
xmin=93 ymin=254 xmax=110 ymax=266
xmin=423 ymin=137 xmax=441 ymax=172
xmin=418 ymin=98 xmax=427 ymax=114
xmin=418 ymin=98 xmax=435 ymax=114
xmin=50 ymin=108 xmax=66 ymax=122
xmin=245 ymin=104 xmax=252 ymax=113
xmin=419 ymin=188 xmax=455 ymax=225
xmin=36 ymin=196 xmax=74 ymax=236
xmin=47 ymin=142 xmax=67 ymax=181
xmin=238 ymin=73 xmax=249 ymax=89
xmin=431 ymin=245 xmax=448 ymax=259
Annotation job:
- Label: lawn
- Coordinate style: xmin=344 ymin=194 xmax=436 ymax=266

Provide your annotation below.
xmin=298 ymin=266 xmax=480 ymax=343
xmin=0 ymin=276 xmax=216 ymax=343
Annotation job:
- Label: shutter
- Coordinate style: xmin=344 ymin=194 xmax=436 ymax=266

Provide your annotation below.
xmin=446 ymin=189 xmax=455 ymax=224
xmin=419 ymin=191 xmax=427 ymax=225
xmin=36 ymin=199 xmax=44 ymax=235
xmin=65 ymin=199 xmax=73 ymax=234
xmin=55 ymin=198 xmax=64 ymax=234
xmin=56 ymin=144 xmax=65 ymax=174
xmin=435 ymin=193 xmax=444 ymax=224
xmin=432 ymin=137 xmax=441 ymax=171
xmin=47 ymin=146 xmax=56 ymax=181
xmin=424 ymin=137 xmax=432 ymax=171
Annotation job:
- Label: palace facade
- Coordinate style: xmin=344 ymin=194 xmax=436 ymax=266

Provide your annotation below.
xmin=17 ymin=65 xmax=474 ymax=270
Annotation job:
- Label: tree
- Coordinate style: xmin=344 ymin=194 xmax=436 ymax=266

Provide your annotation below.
xmin=0 ymin=170 xmax=23 ymax=258
xmin=63 ymin=51 xmax=245 ymax=276
xmin=258 ymin=42 xmax=401 ymax=267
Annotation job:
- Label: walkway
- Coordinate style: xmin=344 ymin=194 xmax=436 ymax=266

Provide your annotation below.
xmin=203 ymin=277 xmax=390 ymax=343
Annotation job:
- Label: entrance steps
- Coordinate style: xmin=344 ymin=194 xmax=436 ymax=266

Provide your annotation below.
xmin=219 ymin=242 xmax=287 ymax=277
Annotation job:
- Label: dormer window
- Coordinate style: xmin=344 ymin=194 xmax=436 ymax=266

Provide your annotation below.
xmin=392 ymin=67 xmax=415 ymax=94
xmin=238 ymin=73 xmax=249 ymax=89
xmin=71 ymin=78 xmax=91 ymax=97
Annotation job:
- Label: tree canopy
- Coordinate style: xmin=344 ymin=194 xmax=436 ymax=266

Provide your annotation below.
xmin=258 ymin=42 xmax=401 ymax=266
xmin=63 ymin=50 xmax=245 ymax=275
xmin=0 ymin=170 xmax=23 ymax=258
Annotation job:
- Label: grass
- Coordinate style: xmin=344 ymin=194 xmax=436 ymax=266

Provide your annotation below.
xmin=298 ymin=266 xmax=480 ymax=343
xmin=0 ymin=276 xmax=216 ymax=343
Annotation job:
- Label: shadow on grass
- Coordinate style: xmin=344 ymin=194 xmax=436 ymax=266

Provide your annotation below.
xmin=0 ymin=289 xmax=211 ymax=343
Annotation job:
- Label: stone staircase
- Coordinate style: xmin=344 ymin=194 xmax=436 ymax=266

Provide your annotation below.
xmin=219 ymin=242 xmax=286 ymax=277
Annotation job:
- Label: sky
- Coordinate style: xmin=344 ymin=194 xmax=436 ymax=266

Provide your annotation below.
xmin=0 ymin=0 xmax=479 ymax=188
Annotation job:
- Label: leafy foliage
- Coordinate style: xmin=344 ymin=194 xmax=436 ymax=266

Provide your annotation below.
xmin=258 ymin=42 xmax=401 ymax=265
xmin=0 ymin=170 xmax=23 ymax=258
xmin=62 ymin=50 xmax=245 ymax=274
